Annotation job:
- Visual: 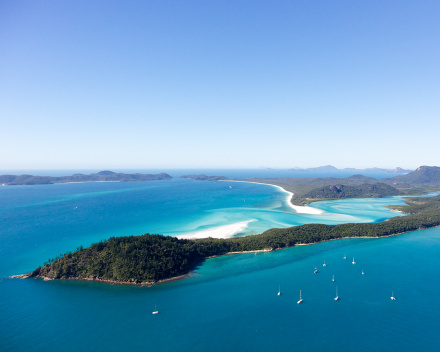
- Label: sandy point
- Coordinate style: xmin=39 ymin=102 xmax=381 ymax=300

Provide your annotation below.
xmin=220 ymin=180 xmax=323 ymax=215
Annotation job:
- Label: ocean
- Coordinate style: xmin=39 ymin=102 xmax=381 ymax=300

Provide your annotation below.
xmin=1 ymin=172 xmax=439 ymax=351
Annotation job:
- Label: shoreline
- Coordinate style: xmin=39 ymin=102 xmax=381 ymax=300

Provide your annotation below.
xmin=220 ymin=179 xmax=323 ymax=215
xmin=13 ymin=226 xmax=431 ymax=287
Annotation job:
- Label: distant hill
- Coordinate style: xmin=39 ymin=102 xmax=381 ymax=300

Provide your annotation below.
xmin=385 ymin=166 xmax=440 ymax=187
xmin=304 ymin=165 xmax=339 ymax=172
xmin=0 ymin=171 xmax=173 ymax=185
xmin=302 ymin=183 xmax=400 ymax=200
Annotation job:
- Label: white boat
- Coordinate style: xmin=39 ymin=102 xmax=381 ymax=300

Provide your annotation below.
xmin=277 ymin=285 xmax=281 ymax=296
xmin=391 ymin=291 xmax=396 ymax=301
xmin=362 ymin=270 xmax=364 ymax=275
xmin=314 ymin=267 xmax=318 ymax=274
xmin=352 ymin=257 xmax=356 ymax=264
xmin=334 ymin=287 xmax=339 ymax=301
xmin=297 ymin=290 xmax=303 ymax=304
xmin=332 ymin=275 xmax=335 ymax=282
xmin=343 ymin=254 xmax=347 ymax=260
xmin=323 ymin=260 xmax=327 ymax=267
xmin=152 ymin=305 xmax=159 ymax=314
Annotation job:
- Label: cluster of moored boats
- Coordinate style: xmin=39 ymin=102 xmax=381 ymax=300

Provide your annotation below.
xmin=152 ymin=254 xmax=397 ymax=314
xmin=276 ymin=254 xmax=397 ymax=304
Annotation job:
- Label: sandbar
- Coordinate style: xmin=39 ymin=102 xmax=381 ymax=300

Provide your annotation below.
xmin=177 ymin=220 xmax=256 ymax=239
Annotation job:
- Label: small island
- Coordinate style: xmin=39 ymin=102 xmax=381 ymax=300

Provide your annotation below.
xmin=180 ymin=174 xmax=227 ymax=181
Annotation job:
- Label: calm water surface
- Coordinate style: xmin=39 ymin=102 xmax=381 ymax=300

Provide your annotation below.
xmin=1 ymin=179 xmax=438 ymax=351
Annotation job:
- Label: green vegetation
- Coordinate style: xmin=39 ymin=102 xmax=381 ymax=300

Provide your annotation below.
xmin=302 ymin=182 xmax=399 ymax=200
xmin=29 ymin=195 xmax=440 ymax=284
xmin=245 ymin=166 xmax=440 ymax=204
xmin=244 ymin=175 xmax=397 ymax=204
xmin=0 ymin=171 xmax=172 ymax=185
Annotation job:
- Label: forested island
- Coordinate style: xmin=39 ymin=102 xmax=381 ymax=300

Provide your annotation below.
xmin=19 ymin=166 xmax=440 ymax=285
xmin=0 ymin=170 xmax=172 ymax=185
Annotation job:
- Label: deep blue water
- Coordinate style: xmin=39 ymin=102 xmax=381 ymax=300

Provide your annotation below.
xmin=1 ymin=178 xmax=439 ymax=351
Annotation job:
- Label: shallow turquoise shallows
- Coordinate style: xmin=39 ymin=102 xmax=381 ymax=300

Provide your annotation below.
xmin=1 ymin=179 xmax=439 ymax=352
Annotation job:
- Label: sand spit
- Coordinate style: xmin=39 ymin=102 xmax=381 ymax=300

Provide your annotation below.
xmin=177 ymin=220 xmax=256 ymax=239
xmin=220 ymin=179 xmax=324 ymax=215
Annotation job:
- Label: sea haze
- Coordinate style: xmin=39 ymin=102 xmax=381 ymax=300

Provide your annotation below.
xmin=1 ymin=178 xmax=439 ymax=352
xmin=0 ymin=168 xmax=399 ymax=179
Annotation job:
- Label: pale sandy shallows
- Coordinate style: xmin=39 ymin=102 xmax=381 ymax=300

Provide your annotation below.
xmin=176 ymin=180 xmax=324 ymax=240
xmin=177 ymin=220 xmax=256 ymax=239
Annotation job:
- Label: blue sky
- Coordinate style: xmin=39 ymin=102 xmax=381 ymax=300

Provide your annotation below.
xmin=1 ymin=1 xmax=439 ymax=170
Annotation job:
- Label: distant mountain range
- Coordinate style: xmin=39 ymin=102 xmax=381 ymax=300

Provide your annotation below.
xmin=0 ymin=171 xmax=172 ymax=185
xmin=288 ymin=165 xmax=413 ymax=174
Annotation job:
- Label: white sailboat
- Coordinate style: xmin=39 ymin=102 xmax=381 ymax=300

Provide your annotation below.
xmin=362 ymin=269 xmax=364 ymax=275
xmin=343 ymin=254 xmax=347 ymax=260
xmin=391 ymin=291 xmax=396 ymax=301
xmin=277 ymin=284 xmax=281 ymax=296
xmin=334 ymin=287 xmax=339 ymax=301
xmin=332 ymin=274 xmax=335 ymax=282
xmin=314 ymin=267 xmax=318 ymax=274
xmin=352 ymin=257 xmax=356 ymax=264
xmin=297 ymin=290 xmax=303 ymax=304
xmin=152 ymin=305 xmax=159 ymax=314
xmin=323 ymin=259 xmax=327 ymax=267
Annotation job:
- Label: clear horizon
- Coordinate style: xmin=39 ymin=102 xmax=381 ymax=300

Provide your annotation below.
xmin=1 ymin=1 xmax=439 ymax=170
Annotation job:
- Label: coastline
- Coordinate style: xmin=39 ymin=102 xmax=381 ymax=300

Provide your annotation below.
xmin=14 ymin=225 xmax=435 ymax=286
xmin=220 ymin=179 xmax=323 ymax=215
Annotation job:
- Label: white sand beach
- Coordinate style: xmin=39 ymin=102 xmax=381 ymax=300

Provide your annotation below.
xmin=220 ymin=180 xmax=323 ymax=215
xmin=177 ymin=220 xmax=256 ymax=239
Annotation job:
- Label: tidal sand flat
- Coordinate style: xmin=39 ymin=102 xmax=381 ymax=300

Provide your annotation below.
xmin=177 ymin=219 xmax=256 ymax=239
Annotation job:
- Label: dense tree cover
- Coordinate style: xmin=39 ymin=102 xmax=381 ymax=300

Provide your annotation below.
xmin=29 ymin=195 xmax=440 ymax=284
xmin=302 ymin=182 xmax=399 ymax=200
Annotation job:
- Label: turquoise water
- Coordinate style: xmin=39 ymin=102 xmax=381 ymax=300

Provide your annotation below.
xmin=1 ymin=179 xmax=439 ymax=351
